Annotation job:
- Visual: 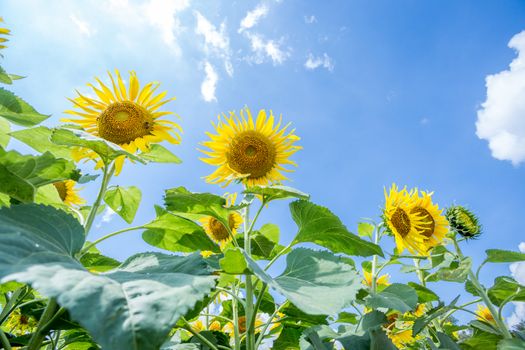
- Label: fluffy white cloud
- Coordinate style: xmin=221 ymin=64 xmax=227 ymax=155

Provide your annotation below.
xmin=194 ymin=11 xmax=233 ymax=76
xmin=239 ymin=4 xmax=268 ymax=33
xmin=201 ymin=61 xmax=218 ymax=102
xmin=508 ymin=242 xmax=525 ymax=327
xmin=70 ymin=14 xmax=94 ymax=37
xmin=96 ymin=207 xmax=116 ymax=228
xmin=476 ymin=30 xmax=525 ymax=165
xmin=304 ymin=53 xmax=334 ymax=71
xmin=245 ymin=33 xmax=289 ymax=65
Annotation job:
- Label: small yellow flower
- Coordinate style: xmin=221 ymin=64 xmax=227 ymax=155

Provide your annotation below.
xmin=63 ymin=70 xmax=181 ymax=175
xmin=200 ymin=250 xmax=214 ymax=258
xmin=223 ymin=315 xmax=264 ymax=338
xmin=0 ymin=17 xmax=10 ymax=50
xmin=200 ymin=193 xmax=242 ymax=246
xmin=191 ymin=319 xmax=205 ymax=333
xmin=476 ymin=304 xmax=496 ymax=323
xmin=200 ymin=107 xmax=301 ymax=187
xmin=3 ymin=309 xmax=37 ymax=336
xmin=53 ymin=180 xmax=85 ymax=206
xmin=413 ymin=304 xmax=426 ymax=317
xmin=362 ymin=270 xmax=390 ymax=287
xmin=388 ymin=329 xmax=416 ymax=348
xmin=209 ymin=320 xmax=221 ymax=331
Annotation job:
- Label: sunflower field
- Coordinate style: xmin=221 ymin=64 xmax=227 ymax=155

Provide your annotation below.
xmin=1 ymin=13 xmax=525 ymax=350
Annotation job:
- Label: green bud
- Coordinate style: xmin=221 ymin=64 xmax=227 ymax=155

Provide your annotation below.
xmin=445 ymin=205 xmax=482 ymax=239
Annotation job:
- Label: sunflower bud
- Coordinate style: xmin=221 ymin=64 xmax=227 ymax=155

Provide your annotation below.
xmin=445 ymin=205 xmax=482 ymax=239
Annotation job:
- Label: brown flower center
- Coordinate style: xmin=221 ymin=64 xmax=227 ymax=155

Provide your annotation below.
xmin=227 ymin=131 xmax=276 ymax=179
xmin=97 ymin=101 xmax=153 ymax=144
xmin=391 ymin=208 xmax=411 ymax=237
xmin=208 ymin=214 xmax=237 ymax=241
xmin=53 ymin=182 xmax=68 ymax=202
xmin=411 ymin=207 xmax=435 ymax=238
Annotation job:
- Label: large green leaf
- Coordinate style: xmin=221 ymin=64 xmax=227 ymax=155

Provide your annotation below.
xmin=427 ymin=257 xmax=472 ymax=283
xmin=365 ymin=283 xmax=418 ymax=313
xmin=290 ymin=200 xmax=383 ymax=257
xmin=0 ymin=116 xmax=9 ymax=147
xmin=408 ymin=282 xmax=440 ymax=303
xmin=0 ymin=149 xmax=77 ymax=202
xmin=139 ymin=144 xmax=182 ymax=163
xmin=0 ymin=204 xmax=217 ymax=350
xmin=143 ymin=206 xmax=220 ymax=253
xmin=0 ymin=66 xmax=13 ymax=85
xmin=0 ymin=88 xmax=50 ymax=126
xmin=485 ymin=249 xmax=525 ymax=263
xmin=51 ymin=128 xmax=145 ymax=166
xmin=273 ymin=326 xmax=302 ymax=350
xmin=243 ymin=185 xmax=309 ymax=202
xmin=9 ymin=126 xmax=73 ymax=159
xmin=104 ymin=186 xmax=142 ymax=224
xmin=244 ymin=248 xmax=361 ymax=315
xmin=220 ymin=247 xmax=249 ymax=274
xmin=487 ymin=276 xmax=525 ymax=306
xmin=498 ymin=339 xmax=525 ymax=350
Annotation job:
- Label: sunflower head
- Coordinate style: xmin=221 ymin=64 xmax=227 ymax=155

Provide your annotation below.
xmin=446 ymin=205 xmax=482 ymax=239
xmin=4 ymin=309 xmax=37 ymax=336
xmin=200 ymin=107 xmax=301 ymax=187
xmin=362 ymin=270 xmax=390 ymax=288
xmin=201 ymin=212 xmax=242 ymax=244
xmin=53 ymin=180 xmax=85 ymax=207
xmin=383 ymin=184 xmax=428 ymax=255
xmin=0 ymin=17 xmax=10 ymax=51
xmin=63 ymin=70 xmax=181 ymax=175
xmin=475 ymin=304 xmax=496 ymax=323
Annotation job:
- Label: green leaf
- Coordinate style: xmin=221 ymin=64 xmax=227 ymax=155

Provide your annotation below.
xmin=237 ymin=233 xmax=276 ymax=259
xmin=280 ymin=302 xmax=328 ymax=327
xmin=413 ymin=296 xmax=460 ymax=335
xmin=0 ymin=149 xmax=77 ymax=202
xmin=486 ymin=249 xmax=525 ymax=263
xmin=361 ymin=310 xmax=387 ymax=330
xmin=104 ymin=186 xmax=141 ymax=224
xmin=408 ymin=282 xmax=440 ymax=303
xmin=35 ymin=184 xmax=69 ymax=209
xmin=300 ymin=325 xmax=337 ymax=350
xmin=336 ymin=312 xmax=359 ymax=324
xmin=470 ymin=320 xmax=500 ymax=335
xmin=0 ymin=116 xmax=9 ymax=147
xmin=461 ymin=330 xmax=501 ymax=350
xmin=487 ymin=276 xmax=525 ymax=306
xmin=10 ymin=126 xmax=73 ymax=159
xmin=220 ymin=247 xmax=249 ymax=274
xmin=245 ymin=248 xmax=362 ymax=315
xmin=143 ymin=206 xmax=220 ymax=253
xmin=436 ymin=332 xmax=460 ymax=350
xmin=244 ymin=184 xmax=309 ymax=202
xmin=51 ymin=128 xmax=145 ymax=166
xmin=498 ymin=339 xmax=525 ymax=350
xmin=258 ymin=223 xmax=280 ymax=244
xmin=365 ymin=283 xmax=418 ymax=313
xmin=139 ymin=144 xmax=182 ymax=163
xmin=79 ymin=253 xmax=120 ymax=273
xmin=427 ymin=257 xmax=472 ymax=283
xmin=273 ymin=326 xmax=302 ymax=350
xmin=290 ymin=200 xmax=383 ymax=257
xmin=0 ymin=204 xmax=217 ymax=350
xmin=357 ymin=222 xmax=374 ymax=238
xmin=0 ymin=87 xmax=50 ymax=126
xmin=0 ymin=66 xmax=12 ymax=85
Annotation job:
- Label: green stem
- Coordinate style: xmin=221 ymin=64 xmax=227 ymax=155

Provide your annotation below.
xmin=0 ymin=287 xmax=25 ymax=326
xmin=440 ymin=298 xmax=483 ymax=326
xmin=264 ymin=242 xmax=293 ymax=271
xmin=181 ymin=317 xmax=219 ymax=350
xmin=0 ymin=328 xmax=11 ymax=350
xmin=231 ymin=282 xmax=241 ymax=350
xmin=83 ymin=164 xmax=115 ymax=237
xmin=27 ymin=298 xmax=58 ymax=350
xmin=413 ymin=258 xmax=443 ymax=332
xmin=79 ymin=225 xmax=145 ymax=257
xmin=215 ymin=287 xmax=246 ymax=308
xmin=370 ymin=225 xmax=380 ymax=294
xmin=254 ymin=303 xmax=285 ymax=349
xmin=250 ymin=283 xmax=267 ymax=337
xmin=452 ymin=238 xmax=512 ymax=339
xmin=243 ymin=202 xmax=255 ymax=350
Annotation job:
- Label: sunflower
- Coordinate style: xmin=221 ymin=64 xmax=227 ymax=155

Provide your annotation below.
xmin=191 ymin=319 xmax=221 ymax=333
xmin=383 ymin=184 xmax=428 ymax=255
xmin=476 ymin=305 xmax=496 ymax=323
xmin=223 ymin=315 xmax=264 ymax=338
xmin=63 ymin=70 xmax=181 ymax=175
xmin=362 ymin=270 xmax=390 ymax=288
xmin=200 ymin=193 xmax=242 ymax=245
xmin=388 ymin=329 xmax=416 ymax=348
xmin=409 ymin=189 xmax=449 ymax=251
xmin=446 ymin=205 xmax=482 ymax=239
xmin=413 ymin=304 xmax=426 ymax=317
xmin=53 ymin=180 xmax=85 ymax=206
xmin=0 ymin=17 xmax=10 ymax=50
xmin=200 ymin=107 xmax=301 ymax=187
xmin=3 ymin=309 xmax=37 ymax=336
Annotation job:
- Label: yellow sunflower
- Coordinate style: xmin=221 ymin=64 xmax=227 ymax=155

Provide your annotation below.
xmin=0 ymin=17 xmax=10 ymax=50
xmin=3 ymin=309 xmax=37 ymax=336
xmin=52 ymin=180 xmax=85 ymax=206
xmin=383 ymin=184 xmax=428 ymax=255
xmin=63 ymin=70 xmax=181 ymax=175
xmin=409 ymin=189 xmax=449 ymax=250
xmin=476 ymin=304 xmax=496 ymax=323
xmin=199 ymin=193 xmax=242 ymax=245
xmin=223 ymin=315 xmax=264 ymax=338
xmin=413 ymin=304 xmax=426 ymax=317
xmin=388 ymin=329 xmax=417 ymax=348
xmin=363 ymin=270 xmax=390 ymax=288
xmin=191 ymin=319 xmax=221 ymax=333
xmin=200 ymin=107 xmax=301 ymax=187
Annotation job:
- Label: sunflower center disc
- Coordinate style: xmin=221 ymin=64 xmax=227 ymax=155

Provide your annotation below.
xmin=53 ymin=182 xmax=68 ymax=202
xmin=227 ymin=130 xmax=276 ymax=179
xmin=391 ymin=207 xmax=411 ymax=237
xmin=97 ymin=101 xmax=153 ymax=145
xmin=208 ymin=214 xmax=236 ymax=241
xmin=411 ymin=207 xmax=435 ymax=238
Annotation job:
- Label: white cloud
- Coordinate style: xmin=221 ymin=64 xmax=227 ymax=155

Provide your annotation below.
xmin=304 ymin=15 xmax=317 ymax=24
xmin=476 ymin=30 xmax=525 ymax=165
xmin=239 ymin=4 xmax=268 ymax=33
xmin=70 ymin=14 xmax=94 ymax=37
xmin=508 ymin=242 xmax=525 ymax=327
xmin=201 ymin=61 xmax=218 ymax=102
xmin=194 ymin=11 xmax=233 ymax=76
xmin=304 ymin=53 xmax=334 ymax=71
xmin=245 ymin=33 xmax=289 ymax=65
xmin=142 ymin=0 xmax=190 ymax=48
xmin=96 ymin=207 xmax=116 ymax=228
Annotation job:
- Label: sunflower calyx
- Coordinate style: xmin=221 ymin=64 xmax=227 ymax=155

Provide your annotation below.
xmin=445 ymin=205 xmax=482 ymax=239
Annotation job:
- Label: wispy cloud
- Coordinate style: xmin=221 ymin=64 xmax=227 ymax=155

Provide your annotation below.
xmin=96 ymin=207 xmax=116 ymax=228
xmin=245 ymin=33 xmax=289 ymax=65
xmin=304 ymin=15 xmax=317 ymax=24
xmin=194 ymin=11 xmax=233 ymax=76
xmin=476 ymin=30 xmax=525 ymax=165
xmin=201 ymin=61 xmax=218 ymax=102
xmin=239 ymin=4 xmax=268 ymax=33
xmin=70 ymin=14 xmax=94 ymax=37
xmin=304 ymin=53 xmax=334 ymax=71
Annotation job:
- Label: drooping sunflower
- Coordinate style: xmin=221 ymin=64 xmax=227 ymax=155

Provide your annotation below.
xmin=476 ymin=305 xmax=496 ymax=323
xmin=63 ymin=70 xmax=181 ymax=175
xmin=362 ymin=270 xmax=390 ymax=288
xmin=409 ymin=189 xmax=449 ymax=251
xmin=0 ymin=17 xmax=10 ymax=50
xmin=53 ymin=180 xmax=85 ymax=207
xmin=383 ymin=184 xmax=428 ymax=255
xmin=200 ymin=193 xmax=242 ymax=245
xmin=200 ymin=107 xmax=301 ymax=187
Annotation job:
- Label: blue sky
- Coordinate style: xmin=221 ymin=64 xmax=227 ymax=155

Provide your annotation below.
xmin=3 ymin=0 xmax=525 ymax=324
